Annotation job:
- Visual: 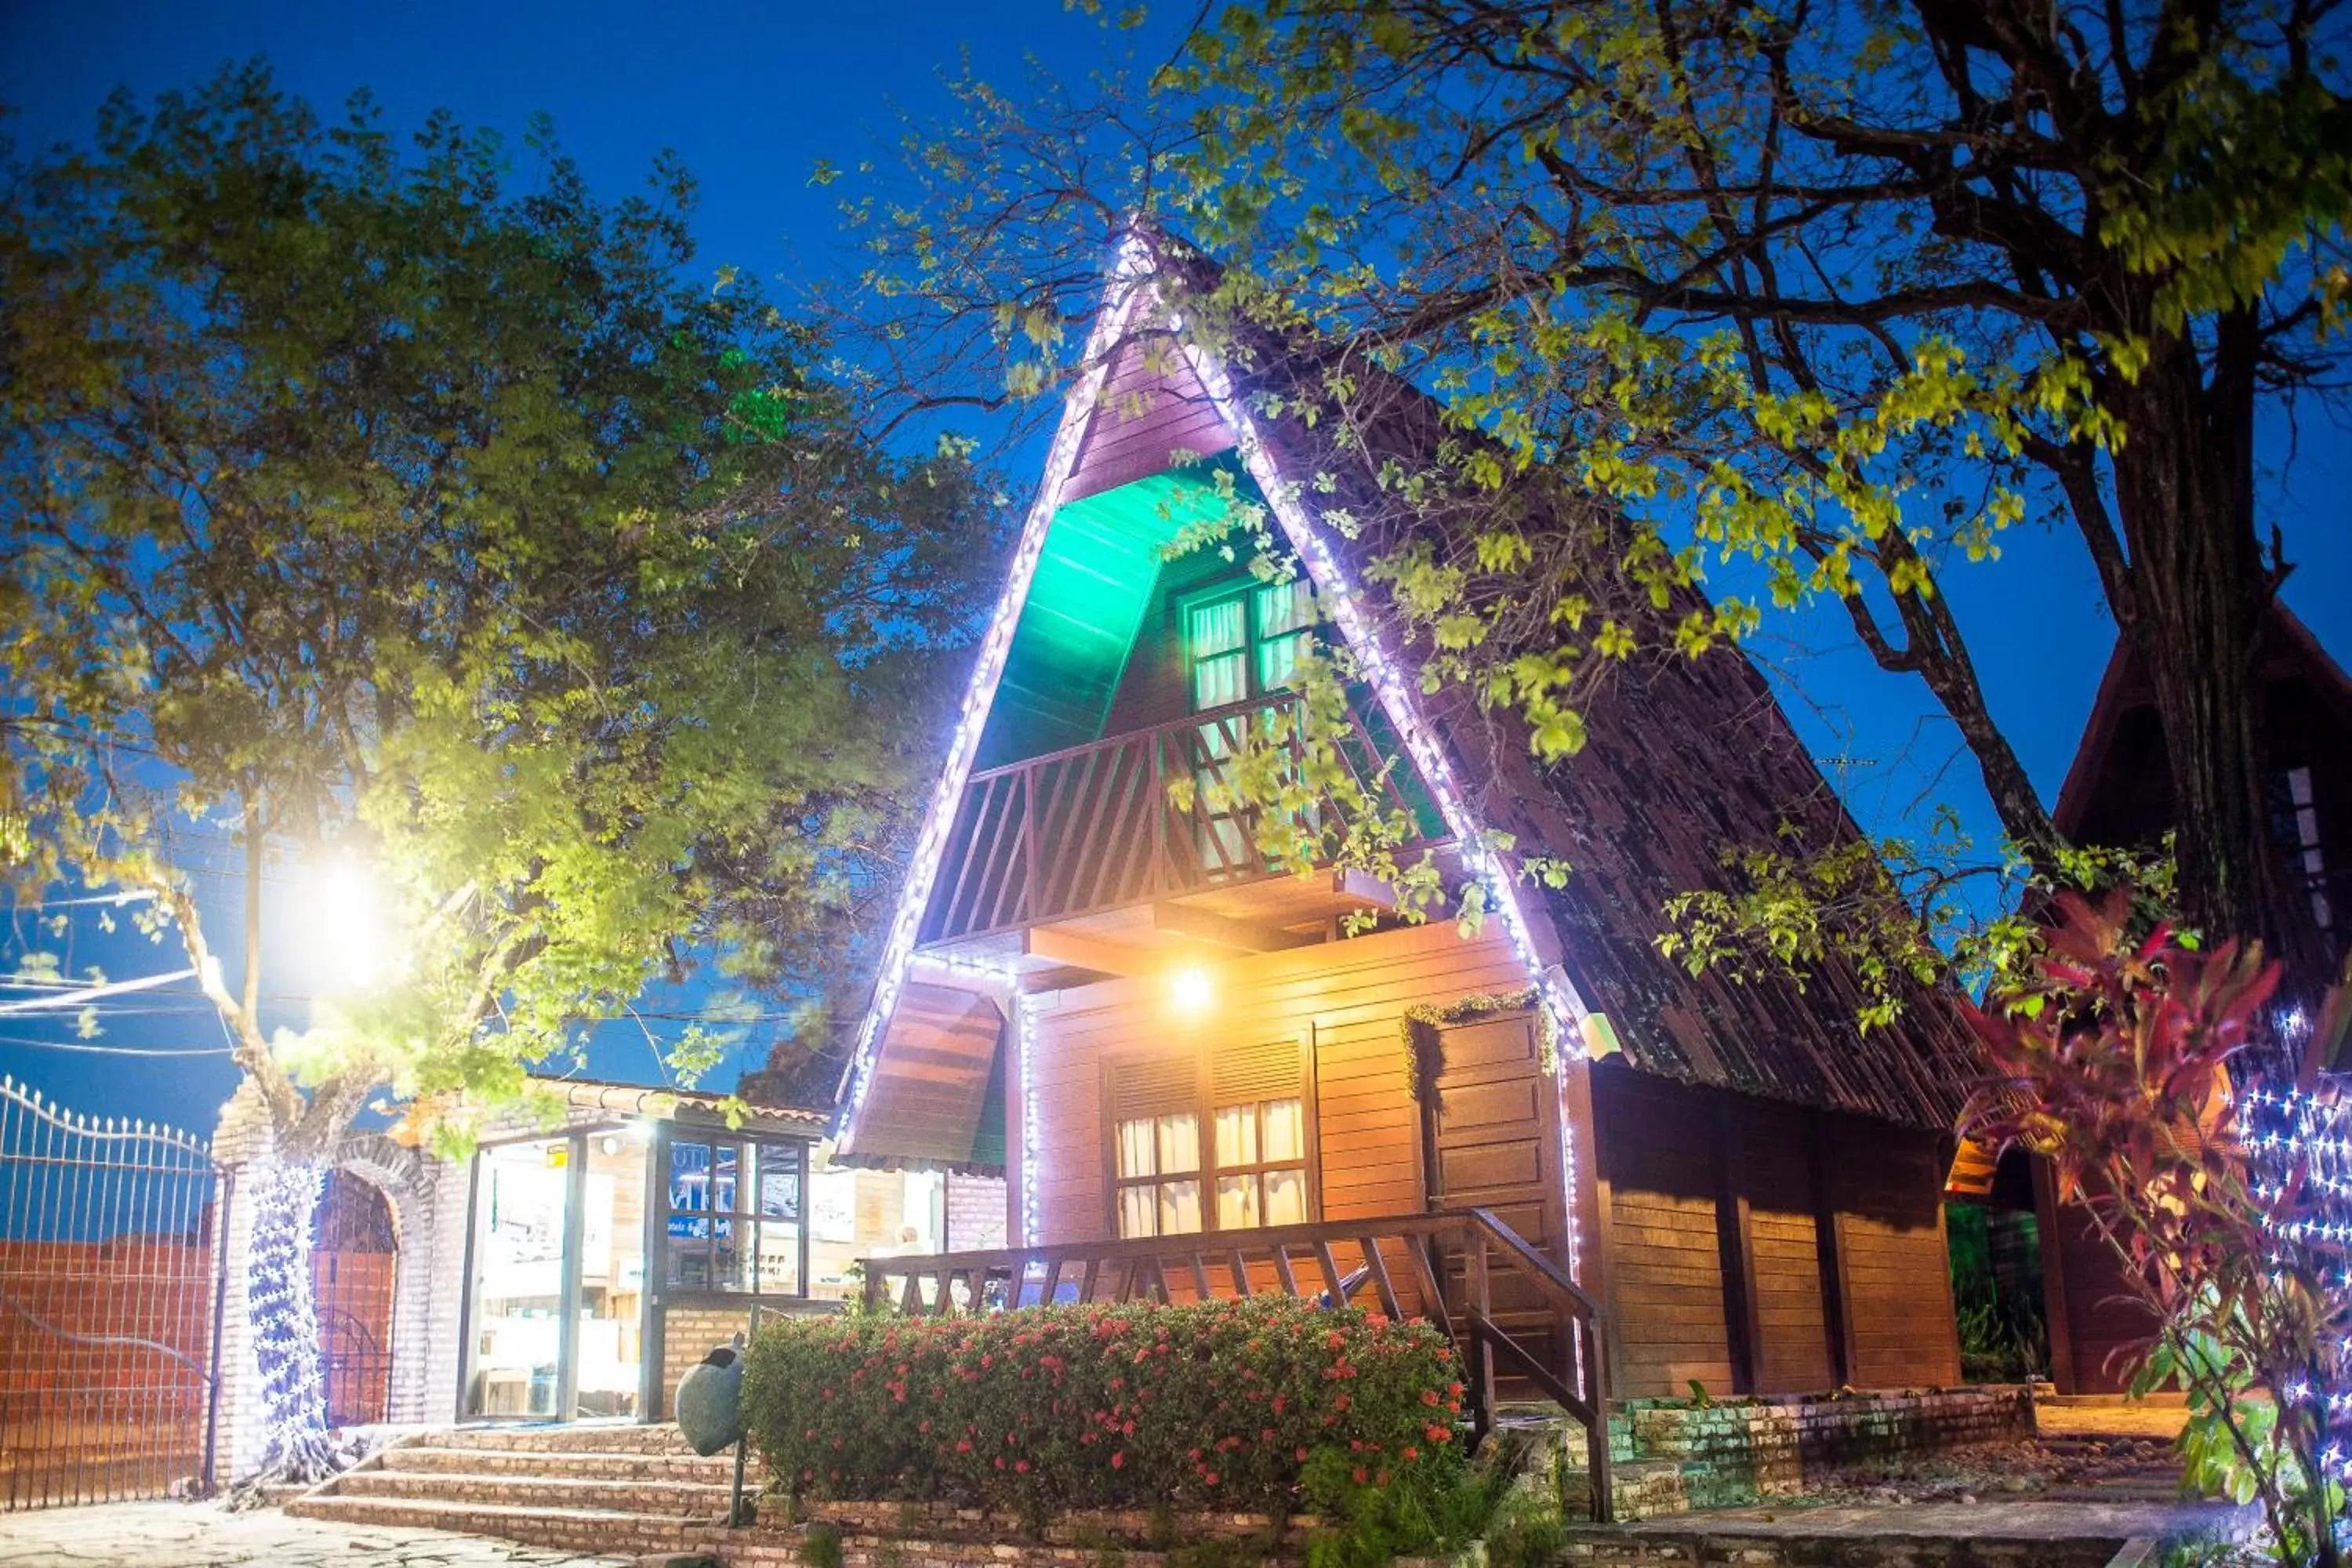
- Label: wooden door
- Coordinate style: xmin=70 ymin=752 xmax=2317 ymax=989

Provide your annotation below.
xmin=1420 ymin=1009 xmax=1566 ymax=1385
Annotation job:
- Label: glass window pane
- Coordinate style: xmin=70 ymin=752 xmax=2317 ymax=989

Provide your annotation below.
xmin=714 ymin=1144 xmax=739 ymax=1216
xmin=1189 ymin=597 xmax=1247 ymax=656
xmin=1116 ymin=1118 xmax=1156 ymax=1179
xmin=1256 ymin=579 xmax=1312 ymax=637
xmin=1216 ymin=1174 xmax=1259 ymax=1230
xmin=1118 ymin=1186 xmax=1156 ymax=1240
xmin=1265 ymin=1168 xmax=1308 ymax=1225
xmin=1157 ymin=1112 xmax=1200 ymax=1174
xmin=1214 ymin=1103 xmax=1258 ymax=1167
xmin=1262 ymin=1099 xmax=1304 ymax=1163
xmin=757 ymin=1144 xmax=802 ymax=1221
xmin=755 ymin=1219 xmax=801 ymax=1294
xmin=1192 ymin=652 xmax=1247 ymax=711
xmin=1258 ymin=632 xmax=1306 ymax=691
xmin=1160 ymin=1179 xmax=1202 ymax=1236
xmin=670 ymin=1142 xmax=711 ymax=1212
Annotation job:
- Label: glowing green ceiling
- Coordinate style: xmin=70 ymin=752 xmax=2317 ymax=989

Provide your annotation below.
xmin=977 ymin=461 xmax=1248 ymax=768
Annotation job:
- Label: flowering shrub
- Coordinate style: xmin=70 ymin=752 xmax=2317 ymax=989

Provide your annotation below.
xmin=739 ymin=1296 xmax=1468 ymax=1519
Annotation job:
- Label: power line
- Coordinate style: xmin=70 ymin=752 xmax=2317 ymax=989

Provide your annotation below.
xmin=0 ymin=1036 xmax=234 ymax=1058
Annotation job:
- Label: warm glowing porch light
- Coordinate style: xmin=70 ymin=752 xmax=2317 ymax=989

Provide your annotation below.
xmin=1167 ymin=964 xmax=1218 ymax=1016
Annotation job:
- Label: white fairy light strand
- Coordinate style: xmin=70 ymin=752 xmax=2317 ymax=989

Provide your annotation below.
xmin=1171 ymin=328 xmax=1595 ymax=1281
xmin=835 ymin=241 xmax=1157 ymax=1158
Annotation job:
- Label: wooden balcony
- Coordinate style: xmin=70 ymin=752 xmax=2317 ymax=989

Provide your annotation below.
xmin=920 ymin=694 xmax=1444 ymax=951
xmin=859 ymin=1207 xmax=1611 ymax=1521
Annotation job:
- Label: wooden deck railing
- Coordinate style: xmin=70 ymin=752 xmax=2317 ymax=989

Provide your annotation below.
xmin=858 ymin=1207 xmax=1611 ymax=1521
xmin=917 ymin=693 xmax=1442 ymax=946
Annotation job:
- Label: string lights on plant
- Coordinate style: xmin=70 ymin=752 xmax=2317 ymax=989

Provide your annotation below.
xmin=2235 ymin=1078 xmax=2352 ymax=1488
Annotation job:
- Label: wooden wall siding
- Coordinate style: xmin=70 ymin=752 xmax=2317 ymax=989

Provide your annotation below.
xmin=1733 ymin=1102 xmax=1837 ymax=1394
xmin=1100 ymin=546 xmax=1258 ymax=737
xmin=855 ymin=983 xmax=1007 ymax=1170
xmin=2035 ymin=1166 xmax=2157 ymax=1394
xmin=1824 ymin=1117 xmax=1963 ymax=1388
xmin=1060 ymin=332 xmax=1237 ymax=507
xmin=1024 ymin=921 xmax=1530 ymax=1287
xmin=1592 ymin=1067 xmax=1960 ymax=1398
xmin=1595 ymin=1071 xmax=1738 ymax=1398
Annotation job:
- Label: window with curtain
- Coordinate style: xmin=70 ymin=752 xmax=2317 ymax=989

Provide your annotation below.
xmin=1109 ymin=1043 xmax=1311 ymax=1238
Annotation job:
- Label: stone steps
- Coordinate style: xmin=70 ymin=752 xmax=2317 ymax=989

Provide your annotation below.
xmin=379 ymin=1442 xmax=735 ymax=1483
xmin=286 ymin=1421 xmax=753 ymax=1559
xmin=328 ymin=1465 xmax=738 ymax=1517
xmin=283 ymin=1493 xmax=727 ymax=1559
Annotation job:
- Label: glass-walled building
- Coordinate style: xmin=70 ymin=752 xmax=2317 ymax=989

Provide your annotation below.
xmin=454 ymin=1078 xmax=1001 ymax=1423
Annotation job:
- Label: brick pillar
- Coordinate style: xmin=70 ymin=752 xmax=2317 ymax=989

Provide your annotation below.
xmin=208 ymin=1082 xmax=275 ymax=1481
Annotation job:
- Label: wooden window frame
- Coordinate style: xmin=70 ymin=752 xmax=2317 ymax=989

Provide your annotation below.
xmin=1100 ymin=1036 xmax=1320 ymax=1239
xmin=1178 ymin=578 xmax=1316 ymax=708
xmin=656 ymin=1128 xmax=813 ymax=1301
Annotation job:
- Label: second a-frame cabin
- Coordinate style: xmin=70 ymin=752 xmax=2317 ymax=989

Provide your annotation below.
xmin=832 ymin=238 xmax=1982 ymax=1469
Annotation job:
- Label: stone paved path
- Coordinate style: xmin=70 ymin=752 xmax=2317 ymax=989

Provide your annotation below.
xmin=0 ymin=1501 xmax=633 ymax=1568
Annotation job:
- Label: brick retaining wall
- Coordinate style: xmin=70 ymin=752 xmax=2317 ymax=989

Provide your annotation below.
xmin=1568 ymin=1386 xmax=2037 ymax=1520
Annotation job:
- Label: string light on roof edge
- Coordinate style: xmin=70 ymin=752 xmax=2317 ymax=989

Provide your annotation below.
xmin=1175 ymin=332 xmax=1593 ymax=1281
xmin=835 ymin=245 xmax=1156 ymax=1156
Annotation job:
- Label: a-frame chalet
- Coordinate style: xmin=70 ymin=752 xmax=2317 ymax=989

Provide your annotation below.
xmin=830 ymin=238 xmax=1983 ymax=1473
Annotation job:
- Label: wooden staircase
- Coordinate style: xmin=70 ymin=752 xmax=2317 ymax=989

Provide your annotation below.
xmin=287 ymin=1423 xmax=742 ymax=1556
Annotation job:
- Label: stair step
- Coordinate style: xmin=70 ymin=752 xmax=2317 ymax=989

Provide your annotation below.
xmin=426 ymin=1422 xmax=699 ymax=1455
xmin=288 ymin=1493 xmax=723 ymax=1557
xmin=327 ymin=1467 xmax=739 ymax=1518
xmin=379 ymin=1443 xmax=735 ymax=1482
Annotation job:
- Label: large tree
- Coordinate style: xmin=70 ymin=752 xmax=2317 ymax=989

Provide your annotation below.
xmin=832 ymin=0 xmax=2350 ymax=1001
xmin=0 ymin=67 xmax=994 ymax=1479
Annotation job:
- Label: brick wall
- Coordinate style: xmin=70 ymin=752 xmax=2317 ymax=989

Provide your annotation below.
xmin=944 ymin=1172 xmax=1007 ymax=1251
xmin=659 ymin=1304 xmax=757 ymax=1412
xmin=1570 ymin=1386 xmax=2036 ymax=1520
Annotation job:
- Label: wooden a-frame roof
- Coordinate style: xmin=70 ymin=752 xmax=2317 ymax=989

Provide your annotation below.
xmin=834 ymin=234 xmax=1981 ymax=1167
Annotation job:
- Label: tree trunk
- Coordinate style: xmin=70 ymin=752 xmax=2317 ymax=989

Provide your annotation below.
xmin=244 ymin=1160 xmax=335 ymax=1484
xmin=2106 ymin=328 xmax=2331 ymax=1002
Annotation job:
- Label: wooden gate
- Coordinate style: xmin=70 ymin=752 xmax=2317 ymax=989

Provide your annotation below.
xmin=0 ymin=1076 xmax=225 ymax=1508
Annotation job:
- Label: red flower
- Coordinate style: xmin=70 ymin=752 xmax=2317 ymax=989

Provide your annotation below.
xmin=1352 ymin=1467 xmax=1368 ymax=1486
xmin=1112 ymin=1451 xmax=1127 ymax=1469
xmin=1015 ymin=1460 xmax=1030 ymax=1473
xmin=1403 ymin=1446 xmax=1420 ymax=1461
xmin=1421 ymin=1389 xmax=1440 ymax=1406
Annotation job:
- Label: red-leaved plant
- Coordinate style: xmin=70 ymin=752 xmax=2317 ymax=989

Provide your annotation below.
xmin=1960 ymin=890 xmax=2349 ymax=1566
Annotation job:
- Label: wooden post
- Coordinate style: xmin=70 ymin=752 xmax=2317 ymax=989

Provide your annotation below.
xmin=1467 ymin=1233 xmax=1497 ymax=1434
xmin=1809 ymin=1111 xmax=1855 ymax=1388
xmin=1713 ymin=1095 xmax=1762 ymax=1395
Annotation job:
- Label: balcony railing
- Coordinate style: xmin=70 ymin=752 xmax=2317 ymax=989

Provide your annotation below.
xmin=858 ymin=1207 xmax=1610 ymax=1521
xmin=920 ymin=693 xmax=1441 ymax=948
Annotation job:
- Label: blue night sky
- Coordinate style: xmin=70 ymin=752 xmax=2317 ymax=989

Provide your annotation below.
xmin=2 ymin=2 xmax=2346 ymax=1137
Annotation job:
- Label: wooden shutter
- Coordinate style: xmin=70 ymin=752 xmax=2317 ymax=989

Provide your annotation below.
xmin=1110 ymin=1056 xmax=1196 ymax=1122
xmin=1212 ymin=1037 xmax=1304 ymax=1105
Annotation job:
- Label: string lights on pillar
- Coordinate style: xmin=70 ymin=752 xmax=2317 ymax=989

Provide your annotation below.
xmin=245 ymin=1160 xmax=334 ymax=1479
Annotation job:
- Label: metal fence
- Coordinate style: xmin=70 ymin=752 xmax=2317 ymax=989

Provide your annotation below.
xmin=0 ymin=1075 xmax=226 ymax=1509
